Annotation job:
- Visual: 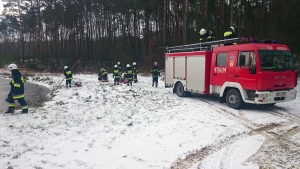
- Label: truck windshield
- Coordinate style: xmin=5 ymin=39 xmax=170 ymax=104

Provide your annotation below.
xmin=258 ymin=50 xmax=295 ymax=70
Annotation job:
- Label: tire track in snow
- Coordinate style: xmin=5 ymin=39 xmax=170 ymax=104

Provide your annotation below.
xmin=170 ymin=97 xmax=300 ymax=169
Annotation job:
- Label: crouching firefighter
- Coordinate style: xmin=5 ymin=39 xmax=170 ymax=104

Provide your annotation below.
xmin=133 ymin=62 xmax=139 ymax=83
xmin=64 ymin=66 xmax=73 ymax=88
xmin=5 ymin=64 xmax=28 ymax=114
xmin=151 ymin=62 xmax=160 ymax=87
xmin=113 ymin=65 xmax=121 ymax=85
xmin=98 ymin=68 xmax=108 ymax=82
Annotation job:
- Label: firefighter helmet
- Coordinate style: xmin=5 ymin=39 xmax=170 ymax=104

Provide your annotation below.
xmin=230 ymin=27 xmax=235 ymax=32
xmin=126 ymin=64 xmax=130 ymax=67
xmin=114 ymin=65 xmax=118 ymax=68
xmin=64 ymin=66 xmax=68 ymax=70
xmin=199 ymin=28 xmax=207 ymax=35
xmin=133 ymin=62 xmax=136 ymax=65
xmin=117 ymin=62 xmax=120 ymax=65
xmin=154 ymin=62 xmax=158 ymax=66
xmin=8 ymin=63 xmax=18 ymax=70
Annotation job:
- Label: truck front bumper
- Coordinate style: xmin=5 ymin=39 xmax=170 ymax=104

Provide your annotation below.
xmin=254 ymin=89 xmax=297 ymax=104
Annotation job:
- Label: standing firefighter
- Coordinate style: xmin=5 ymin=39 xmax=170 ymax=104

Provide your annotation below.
xmin=5 ymin=64 xmax=28 ymax=114
xmin=125 ymin=64 xmax=133 ymax=86
xmin=133 ymin=62 xmax=139 ymax=83
xmin=64 ymin=66 xmax=73 ymax=88
xmin=98 ymin=68 xmax=108 ymax=82
xmin=113 ymin=65 xmax=121 ymax=85
xmin=151 ymin=62 xmax=160 ymax=87
xmin=199 ymin=28 xmax=215 ymax=42
xmin=117 ymin=62 xmax=123 ymax=74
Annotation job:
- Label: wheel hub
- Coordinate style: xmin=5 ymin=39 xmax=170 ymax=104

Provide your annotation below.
xmin=229 ymin=94 xmax=237 ymax=104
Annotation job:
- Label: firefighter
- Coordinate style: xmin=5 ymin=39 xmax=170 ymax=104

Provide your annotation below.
xmin=5 ymin=63 xmax=28 ymax=114
xmin=133 ymin=62 xmax=139 ymax=83
xmin=64 ymin=66 xmax=73 ymax=87
xmin=151 ymin=62 xmax=160 ymax=87
xmin=199 ymin=28 xmax=215 ymax=42
xmin=125 ymin=64 xmax=133 ymax=86
xmin=117 ymin=62 xmax=123 ymax=74
xmin=98 ymin=68 xmax=108 ymax=82
xmin=113 ymin=65 xmax=121 ymax=85
xmin=223 ymin=27 xmax=237 ymax=39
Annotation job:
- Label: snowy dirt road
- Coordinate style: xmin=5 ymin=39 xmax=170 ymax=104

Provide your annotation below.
xmin=0 ymin=73 xmax=300 ymax=169
xmin=171 ymin=95 xmax=300 ymax=169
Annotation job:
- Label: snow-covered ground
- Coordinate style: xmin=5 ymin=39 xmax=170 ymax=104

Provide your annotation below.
xmin=0 ymin=72 xmax=300 ymax=169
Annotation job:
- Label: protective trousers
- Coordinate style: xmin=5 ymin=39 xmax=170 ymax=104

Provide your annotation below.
xmin=114 ymin=78 xmax=120 ymax=85
xmin=8 ymin=96 xmax=28 ymax=111
xmin=66 ymin=79 xmax=72 ymax=87
xmin=152 ymin=77 xmax=158 ymax=87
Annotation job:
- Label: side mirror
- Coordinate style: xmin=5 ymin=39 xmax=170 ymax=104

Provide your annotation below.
xmin=249 ymin=57 xmax=256 ymax=74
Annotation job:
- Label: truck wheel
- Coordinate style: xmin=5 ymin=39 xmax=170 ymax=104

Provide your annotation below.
xmin=176 ymin=82 xmax=187 ymax=97
xmin=226 ymin=89 xmax=244 ymax=109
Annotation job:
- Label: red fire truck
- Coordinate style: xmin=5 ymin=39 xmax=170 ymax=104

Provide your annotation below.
xmin=165 ymin=38 xmax=298 ymax=109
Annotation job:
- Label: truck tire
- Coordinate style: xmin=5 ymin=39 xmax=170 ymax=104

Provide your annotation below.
xmin=226 ymin=89 xmax=245 ymax=109
xmin=176 ymin=82 xmax=187 ymax=97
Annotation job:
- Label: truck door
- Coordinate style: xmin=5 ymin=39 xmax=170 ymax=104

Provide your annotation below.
xmin=211 ymin=52 xmax=228 ymax=86
xmin=234 ymin=51 xmax=257 ymax=90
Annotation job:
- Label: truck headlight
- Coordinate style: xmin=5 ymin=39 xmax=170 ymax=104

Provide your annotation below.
xmin=257 ymin=94 xmax=268 ymax=98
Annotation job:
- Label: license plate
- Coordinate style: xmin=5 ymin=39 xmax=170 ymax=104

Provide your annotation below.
xmin=276 ymin=92 xmax=286 ymax=96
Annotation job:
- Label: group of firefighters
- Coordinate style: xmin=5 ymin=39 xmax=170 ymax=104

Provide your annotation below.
xmin=199 ymin=26 xmax=236 ymax=42
xmin=97 ymin=61 xmax=160 ymax=87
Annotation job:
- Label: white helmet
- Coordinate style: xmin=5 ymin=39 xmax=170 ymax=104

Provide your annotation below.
xmin=199 ymin=28 xmax=207 ymax=35
xmin=230 ymin=27 xmax=235 ymax=32
xmin=8 ymin=63 xmax=18 ymax=70
xmin=126 ymin=64 xmax=130 ymax=67
xmin=154 ymin=62 xmax=158 ymax=65
xmin=114 ymin=65 xmax=118 ymax=68
xmin=64 ymin=66 xmax=68 ymax=70
xmin=117 ymin=62 xmax=120 ymax=65
xmin=133 ymin=62 xmax=136 ymax=65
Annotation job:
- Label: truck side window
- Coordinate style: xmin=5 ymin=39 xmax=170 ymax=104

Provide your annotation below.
xmin=238 ymin=52 xmax=250 ymax=67
xmin=238 ymin=51 xmax=255 ymax=67
xmin=216 ymin=53 xmax=228 ymax=66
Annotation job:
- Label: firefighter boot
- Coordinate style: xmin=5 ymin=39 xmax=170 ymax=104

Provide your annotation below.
xmin=21 ymin=109 xmax=28 ymax=114
xmin=5 ymin=107 xmax=14 ymax=114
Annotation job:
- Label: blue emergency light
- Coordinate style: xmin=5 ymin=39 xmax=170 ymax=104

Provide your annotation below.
xmin=273 ymin=40 xmax=277 ymax=44
xmin=253 ymin=39 xmax=258 ymax=43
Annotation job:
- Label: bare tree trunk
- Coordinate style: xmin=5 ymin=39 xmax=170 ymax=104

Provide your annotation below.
xmin=182 ymin=0 xmax=189 ymax=45
xmin=163 ymin=0 xmax=167 ymax=46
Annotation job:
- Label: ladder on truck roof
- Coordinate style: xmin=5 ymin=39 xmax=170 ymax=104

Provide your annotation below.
xmin=166 ymin=37 xmax=241 ymax=53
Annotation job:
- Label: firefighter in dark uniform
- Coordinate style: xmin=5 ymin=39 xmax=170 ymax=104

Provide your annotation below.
xmin=125 ymin=64 xmax=133 ymax=86
xmin=64 ymin=66 xmax=73 ymax=87
xmin=117 ymin=62 xmax=123 ymax=74
xmin=5 ymin=63 xmax=28 ymax=114
xmin=133 ymin=62 xmax=139 ymax=83
xmin=98 ymin=68 xmax=108 ymax=82
xmin=113 ymin=65 xmax=121 ymax=85
xmin=151 ymin=62 xmax=160 ymax=87
xmin=199 ymin=28 xmax=215 ymax=42
xmin=223 ymin=27 xmax=237 ymax=39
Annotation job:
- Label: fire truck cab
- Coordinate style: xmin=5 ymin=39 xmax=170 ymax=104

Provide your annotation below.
xmin=165 ymin=38 xmax=298 ymax=109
